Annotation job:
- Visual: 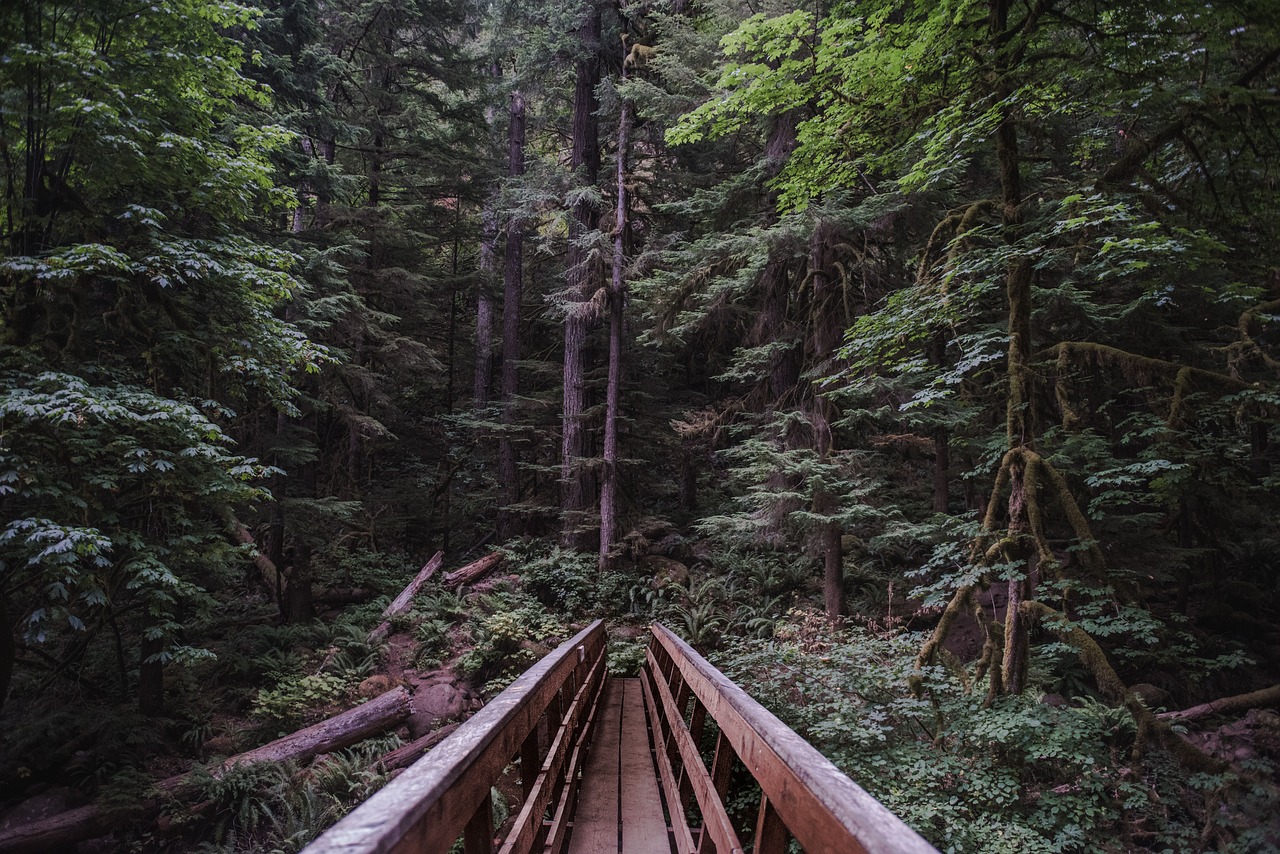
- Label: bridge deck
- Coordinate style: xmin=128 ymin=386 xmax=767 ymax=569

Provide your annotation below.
xmin=302 ymin=621 xmax=938 ymax=854
xmin=566 ymin=678 xmax=672 ymax=854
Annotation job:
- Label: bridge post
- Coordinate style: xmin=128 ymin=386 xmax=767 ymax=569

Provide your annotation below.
xmin=463 ymin=791 xmax=494 ymax=854
xmin=753 ymin=796 xmax=789 ymax=854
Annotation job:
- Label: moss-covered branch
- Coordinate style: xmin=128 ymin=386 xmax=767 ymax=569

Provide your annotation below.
xmin=1022 ymin=601 xmax=1228 ymax=775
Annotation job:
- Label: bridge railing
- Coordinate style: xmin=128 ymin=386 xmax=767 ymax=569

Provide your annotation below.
xmin=305 ymin=619 xmax=607 ymax=854
xmin=642 ymin=623 xmax=938 ymax=854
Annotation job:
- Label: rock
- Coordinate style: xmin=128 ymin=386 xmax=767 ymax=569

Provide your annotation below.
xmin=689 ymin=540 xmax=716 ymax=565
xmin=640 ymin=556 xmax=688 ymax=587
xmin=654 ymin=533 xmax=686 ymax=558
xmin=407 ymin=675 xmax=478 ymax=739
xmin=1250 ymin=709 xmax=1280 ymax=758
xmin=1131 ymin=683 xmax=1173 ymax=710
xmin=358 ymin=675 xmax=402 ymax=699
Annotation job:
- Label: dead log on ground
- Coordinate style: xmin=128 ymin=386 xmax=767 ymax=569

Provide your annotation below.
xmin=0 ymin=687 xmax=412 ymax=854
xmin=378 ymin=722 xmax=460 ymax=772
xmin=443 ymin=551 xmax=503 ymax=589
xmin=218 ymin=685 xmax=412 ymax=772
xmin=366 ymin=551 xmax=445 ymax=645
xmin=317 ymin=552 xmax=445 ymax=673
xmin=1158 ymin=683 xmax=1280 ymax=723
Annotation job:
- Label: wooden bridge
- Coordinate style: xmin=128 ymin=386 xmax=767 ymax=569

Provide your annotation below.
xmin=304 ymin=621 xmax=937 ymax=854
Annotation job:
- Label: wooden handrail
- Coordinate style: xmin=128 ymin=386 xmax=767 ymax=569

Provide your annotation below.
xmin=642 ymin=623 xmax=938 ymax=854
xmin=304 ymin=619 xmax=607 ymax=854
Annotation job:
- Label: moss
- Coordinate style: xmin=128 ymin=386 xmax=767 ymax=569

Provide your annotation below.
xmin=910 ymin=584 xmax=975 ymax=696
xmin=1051 ymin=341 xmax=1254 ymax=427
xmin=1021 ymin=601 xmax=1229 ymax=775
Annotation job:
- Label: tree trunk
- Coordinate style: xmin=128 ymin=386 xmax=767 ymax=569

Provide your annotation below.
xmin=809 ymin=222 xmax=845 ymax=621
xmin=561 ymin=3 xmax=603 ymax=550
xmin=138 ymin=613 xmax=164 ymax=717
xmin=497 ymin=90 xmax=527 ymax=539
xmin=933 ymin=428 xmax=950 ymax=513
xmin=366 ymin=551 xmax=445 ymax=644
xmin=930 ymin=334 xmax=950 ymax=513
xmin=600 ymin=57 xmax=632 ymax=570
xmin=474 ymin=193 xmax=498 ymax=408
xmin=221 ymin=686 xmax=411 ymax=771
xmin=1158 ymin=684 xmax=1280 ymax=723
xmin=992 ymin=0 xmax=1035 ymax=694
xmin=379 ymin=722 xmax=461 ymax=772
xmin=443 ymin=551 xmax=504 ymax=588
xmin=678 ymin=444 xmax=697 ymax=516
xmin=226 ymin=514 xmax=282 ymax=597
xmin=0 ymin=595 xmax=13 ymax=714
xmin=285 ymin=541 xmax=315 ymax=623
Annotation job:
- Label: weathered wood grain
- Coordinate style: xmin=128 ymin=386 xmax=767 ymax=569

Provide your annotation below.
xmin=303 ymin=621 xmax=605 ymax=854
xmin=443 ymin=551 xmax=504 ymax=589
xmin=645 ymin=648 xmax=742 ymax=854
xmin=619 ymin=679 xmax=670 ymax=854
xmin=565 ymin=679 xmax=622 ymax=854
xmin=648 ymin=624 xmax=937 ymax=854
xmin=640 ymin=669 xmax=696 ymax=854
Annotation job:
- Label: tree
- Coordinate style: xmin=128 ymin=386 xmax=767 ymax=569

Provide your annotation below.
xmin=497 ymin=89 xmax=527 ymax=538
xmin=664 ymin=0 xmax=1280 ymax=693
xmin=0 ymin=0 xmax=317 ymax=711
xmin=560 ymin=1 xmax=605 ymax=550
xmin=599 ymin=29 xmax=634 ymax=568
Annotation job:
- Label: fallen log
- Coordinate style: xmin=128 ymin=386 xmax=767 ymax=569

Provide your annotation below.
xmin=0 ymin=687 xmax=412 ymax=854
xmin=225 ymin=513 xmax=281 ymax=597
xmin=366 ymin=551 xmax=445 ymax=645
xmin=378 ymin=722 xmax=460 ymax=773
xmin=220 ymin=685 xmax=412 ymax=772
xmin=443 ymin=551 xmax=503 ymax=589
xmin=1158 ymin=683 xmax=1280 ymax=723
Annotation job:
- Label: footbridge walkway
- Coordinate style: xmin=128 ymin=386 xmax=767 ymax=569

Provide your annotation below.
xmin=304 ymin=621 xmax=937 ymax=854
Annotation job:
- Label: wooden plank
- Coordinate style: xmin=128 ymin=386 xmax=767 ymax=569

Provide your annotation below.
xmin=619 ymin=679 xmax=671 ymax=854
xmin=304 ymin=621 xmax=605 ymax=854
xmin=542 ymin=669 xmax=608 ymax=854
xmin=502 ymin=653 xmax=605 ymax=854
xmin=645 ymin=650 xmax=742 ymax=854
xmin=565 ymin=679 xmax=622 ymax=854
xmin=650 ymin=625 xmax=937 ymax=854
xmin=464 ymin=792 xmax=495 ymax=854
xmin=751 ymin=796 xmax=788 ymax=854
xmin=695 ymin=734 xmax=735 ymax=854
xmin=640 ymin=668 xmax=696 ymax=854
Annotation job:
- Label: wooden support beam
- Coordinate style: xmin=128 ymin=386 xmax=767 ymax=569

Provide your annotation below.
xmin=645 ymin=648 xmax=743 ymax=854
xmin=752 ymin=796 xmax=789 ymax=854
xmin=640 ymin=668 xmax=697 ymax=854
xmin=648 ymin=624 xmax=937 ymax=854
xmin=304 ymin=621 xmax=606 ymax=854
xmin=464 ymin=792 xmax=495 ymax=854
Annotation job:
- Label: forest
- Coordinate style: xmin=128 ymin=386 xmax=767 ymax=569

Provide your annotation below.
xmin=1 ymin=0 xmax=1279 ymax=850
